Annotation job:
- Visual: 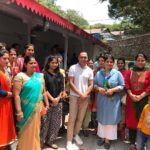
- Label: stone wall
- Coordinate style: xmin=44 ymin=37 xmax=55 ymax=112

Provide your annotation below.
xmin=110 ymin=33 xmax=150 ymax=60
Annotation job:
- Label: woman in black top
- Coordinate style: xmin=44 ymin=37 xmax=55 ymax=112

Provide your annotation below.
xmin=41 ymin=55 xmax=64 ymax=149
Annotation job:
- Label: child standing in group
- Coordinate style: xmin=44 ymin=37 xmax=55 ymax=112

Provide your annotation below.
xmin=136 ymin=97 xmax=150 ymax=150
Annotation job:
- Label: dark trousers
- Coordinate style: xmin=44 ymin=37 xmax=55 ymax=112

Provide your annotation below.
xmin=129 ymin=128 xmax=137 ymax=144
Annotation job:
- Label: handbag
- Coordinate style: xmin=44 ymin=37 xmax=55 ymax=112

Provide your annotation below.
xmin=121 ymin=92 xmax=127 ymax=105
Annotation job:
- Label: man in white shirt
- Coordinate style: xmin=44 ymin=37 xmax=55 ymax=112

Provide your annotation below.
xmin=66 ymin=52 xmax=94 ymax=150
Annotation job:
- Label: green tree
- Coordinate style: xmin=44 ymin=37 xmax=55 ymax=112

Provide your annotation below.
xmin=99 ymin=0 xmax=150 ymax=31
xmin=36 ymin=0 xmax=65 ymax=16
xmin=64 ymin=9 xmax=89 ymax=28
xmin=36 ymin=0 xmax=89 ymax=29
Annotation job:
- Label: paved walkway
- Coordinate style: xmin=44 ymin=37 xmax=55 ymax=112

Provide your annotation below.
xmin=43 ymin=131 xmax=130 ymax=150
xmin=10 ymin=131 xmax=130 ymax=150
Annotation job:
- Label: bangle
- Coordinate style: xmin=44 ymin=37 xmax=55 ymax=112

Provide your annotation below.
xmin=16 ymin=112 xmax=23 ymax=116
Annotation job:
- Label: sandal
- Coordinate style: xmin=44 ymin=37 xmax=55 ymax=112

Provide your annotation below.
xmin=130 ymin=144 xmax=137 ymax=150
xmin=46 ymin=143 xmax=58 ymax=149
xmin=97 ymin=138 xmax=104 ymax=146
xmin=104 ymin=142 xmax=111 ymax=149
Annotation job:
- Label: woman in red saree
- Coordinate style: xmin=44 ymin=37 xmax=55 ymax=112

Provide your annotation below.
xmin=125 ymin=53 xmax=150 ymax=150
xmin=0 ymin=50 xmax=16 ymax=148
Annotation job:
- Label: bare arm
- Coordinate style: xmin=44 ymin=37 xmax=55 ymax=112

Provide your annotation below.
xmin=135 ymin=91 xmax=149 ymax=102
xmin=106 ymin=86 xmax=121 ymax=96
xmin=42 ymin=77 xmax=49 ymax=108
xmin=13 ymin=80 xmax=23 ymax=121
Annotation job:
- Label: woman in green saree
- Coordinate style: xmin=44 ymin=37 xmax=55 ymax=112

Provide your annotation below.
xmin=13 ymin=56 xmax=48 ymax=150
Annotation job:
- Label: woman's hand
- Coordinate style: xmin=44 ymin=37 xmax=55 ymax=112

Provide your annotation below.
xmin=134 ymin=95 xmax=143 ymax=102
xmin=129 ymin=93 xmax=137 ymax=102
xmin=7 ymin=92 xmax=13 ymax=98
xmin=52 ymin=98 xmax=59 ymax=106
xmin=105 ymin=89 xmax=114 ymax=96
xmin=98 ymin=87 xmax=106 ymax=95
xmin=16 ymin=111 xmax=24 ymax=122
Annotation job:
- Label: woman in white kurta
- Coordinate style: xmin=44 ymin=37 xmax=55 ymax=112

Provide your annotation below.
xmin=94 ymin=54 xmax=124 ymax=149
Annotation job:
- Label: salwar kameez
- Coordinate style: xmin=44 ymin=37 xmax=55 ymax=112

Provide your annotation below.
xmin=125 ymin=69 xmax=150 ymax=145
xmin=94 ymin=69 xmax=124 ymax=140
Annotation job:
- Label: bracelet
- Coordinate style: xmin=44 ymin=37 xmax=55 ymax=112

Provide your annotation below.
xmin=16 ymin=112 xmax=23 ymax=116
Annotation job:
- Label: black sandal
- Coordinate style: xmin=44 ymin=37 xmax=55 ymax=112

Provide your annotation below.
xmin=130 ymin=144 xmax=137 ymax=150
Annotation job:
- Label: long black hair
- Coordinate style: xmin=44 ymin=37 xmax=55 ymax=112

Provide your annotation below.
xmin=44 ymin=55 xmax=60 ymax=73
xmin=22 ymin=56 xmax=35 ymax=72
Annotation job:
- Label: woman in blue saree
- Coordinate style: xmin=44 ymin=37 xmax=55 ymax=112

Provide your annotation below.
xmin=13 ymin=56 xmax=48 ymax=150
xmin=94 ymin=54 xmax=124 ymax=149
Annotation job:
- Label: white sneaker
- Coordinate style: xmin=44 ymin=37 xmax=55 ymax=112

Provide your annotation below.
xmin=74 ymin=134 xmax=83 ymax=145
xmin=72 ymin=143 xmax=79 ymax=150
xmin=66 ymin=142 xmax=79 ymax=150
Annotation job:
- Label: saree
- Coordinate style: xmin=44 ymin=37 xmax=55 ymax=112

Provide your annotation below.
xmin=15 ymin=72 xmax=43 ymax=150
xmin=0 ymin=71 xmax=16 ymax=147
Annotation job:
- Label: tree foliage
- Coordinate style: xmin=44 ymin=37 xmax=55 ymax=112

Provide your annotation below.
xmin=64 ymin=9 xmax=89 ymax=28
xmin=36 ymin=0 xmax=89 ymax=29
xmin=99 ymin=0 xmax=150 ymax=31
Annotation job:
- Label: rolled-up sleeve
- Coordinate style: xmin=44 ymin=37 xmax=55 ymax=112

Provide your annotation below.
xmin=118 ymin=71 xmax=125 ymax=90
xmin=94 ymin=71 xmax=99 ymax=89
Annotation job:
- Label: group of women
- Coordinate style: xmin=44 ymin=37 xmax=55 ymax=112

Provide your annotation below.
xmin=0 ymin=44 xmax=64 ymax=150
xmin=0 ymin=41 xmax=149 ymax=150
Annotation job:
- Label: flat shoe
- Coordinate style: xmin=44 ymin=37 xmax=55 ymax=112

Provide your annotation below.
xmin=130 ymin=144 xmax=137 ymax=150
xmin=46 ymin=143 xmax=58 ymax=149
xmin=97 ymin=139 xmax=104 ymax=146
xmin=104 ymin=142 xmax=111 ymax=149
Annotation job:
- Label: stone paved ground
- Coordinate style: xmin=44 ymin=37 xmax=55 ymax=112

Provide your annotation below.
xmin=42 ymin=130 xmax=130 ymax=150
xmin=10 ymin=130 xmax=130 ymax=150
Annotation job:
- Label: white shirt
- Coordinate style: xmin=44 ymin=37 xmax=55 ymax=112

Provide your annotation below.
xmin=68 ymin=63 xmax=93 ymax=97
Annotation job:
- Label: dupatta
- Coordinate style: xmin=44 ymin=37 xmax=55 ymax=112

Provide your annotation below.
xmin=16 ymin=72 xmax=43 ymax=135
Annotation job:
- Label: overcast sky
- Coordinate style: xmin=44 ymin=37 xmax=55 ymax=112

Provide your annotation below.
xmin=56 ymin=0 xmax=117 ymax=25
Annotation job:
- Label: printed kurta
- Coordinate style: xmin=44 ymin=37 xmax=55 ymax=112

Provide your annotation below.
xmin=125 ymin=70 xmax=150 ymax=128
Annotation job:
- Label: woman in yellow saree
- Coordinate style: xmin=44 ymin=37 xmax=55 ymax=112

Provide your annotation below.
xmin=13 ymin=56 xmax=48 ymax=150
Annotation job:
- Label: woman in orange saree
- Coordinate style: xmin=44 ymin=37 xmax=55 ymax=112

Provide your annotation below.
xmin=0 ymin=50 xmax=16 ymax=148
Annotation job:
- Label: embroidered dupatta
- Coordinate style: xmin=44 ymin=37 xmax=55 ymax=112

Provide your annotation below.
xmin=16 ymin=72 xmax=43 ymax=135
